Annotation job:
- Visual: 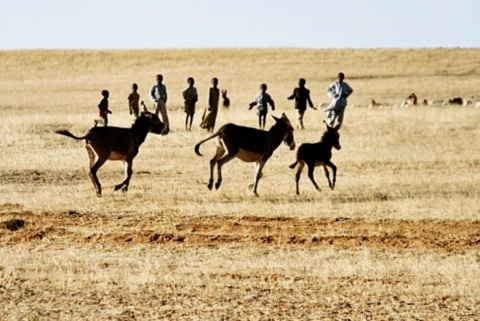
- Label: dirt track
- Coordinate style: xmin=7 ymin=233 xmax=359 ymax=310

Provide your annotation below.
xmin=2 ymin=204 xmax=479 ymax=252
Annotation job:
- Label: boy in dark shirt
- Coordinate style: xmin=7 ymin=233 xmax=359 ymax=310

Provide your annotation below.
xmin=287 ymin=78 xmax=315 ymax=130
xmin=96 ymin=89 xmax=112 ymax=126
xmin=127 ymin=83 xmax=140 ymax=122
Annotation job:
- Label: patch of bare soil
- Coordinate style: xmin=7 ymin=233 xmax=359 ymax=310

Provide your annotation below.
xmin=1 ymin=209 xmax=479 ymax=252
xmin=1 ymin=205 xmax=479 ymax=319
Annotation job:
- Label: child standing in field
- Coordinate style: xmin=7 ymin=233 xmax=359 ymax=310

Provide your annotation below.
xmin=249 ymin=83 xmax=275 ymax=130
xmin=183 ymin=77 xmax=198 ymax=131
xmin=149 ymin=74 xmax=169 ymax=134
xmin=96 ymin=89 xmax=112 ymax=126
xmin=200 ymin=77 xmax=220 ymax=133
xmin=127 ymin=83 xmax=140 ymax=122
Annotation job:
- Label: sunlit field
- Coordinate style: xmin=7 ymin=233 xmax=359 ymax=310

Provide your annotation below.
xmin=1 ymin=49 xmax=480 ymax=320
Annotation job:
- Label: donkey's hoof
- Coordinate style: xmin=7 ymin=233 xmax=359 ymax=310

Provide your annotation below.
xmin=207 ymin=182 xmax=213 ymax=190
xmin=96 ymin=192 xmax=102 ymax=198
xmin=215 ymin=181 xmax=222 ymax=190
xmin=113 ymin=185 xmax=122 ymax=192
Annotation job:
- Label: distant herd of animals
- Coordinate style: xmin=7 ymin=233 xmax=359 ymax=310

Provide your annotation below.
xmin=370 ymin=93 xmax=480 ymax=108
xmin=56 ymin=107 xmax=341 ymax=197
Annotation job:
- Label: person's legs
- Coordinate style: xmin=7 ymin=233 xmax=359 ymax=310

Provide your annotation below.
xmin=133 ymin=107 xmax=139 ymax=119
xmin=296 ymin=109 xmax=305 ymax=129
xmin=157 ymin=100 xmax=169 ymax=133
xmin=185 ymin=112 xmax=194 ymax=131
xmin=336 ymin=107 xmax=346 ymax=129
xmin=189 ymin=113 xmax=194 ymax=130
xmin=326 ymin=109 xmax=336 ymax=126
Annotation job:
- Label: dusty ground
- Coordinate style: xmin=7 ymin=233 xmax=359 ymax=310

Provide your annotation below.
xmin=1 ymin=206 xmax=480 ymax=251
xmin=1 ymin=201 xmax=479 ymax=320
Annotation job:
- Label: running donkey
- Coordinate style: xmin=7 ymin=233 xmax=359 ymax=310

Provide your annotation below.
xmin=55 ymin=104 xmax=165 ymax=197
xmin=195 ymin=113 xmax=295 ymax=195
xmin=289 ymin=121 xmax=341 ymax=195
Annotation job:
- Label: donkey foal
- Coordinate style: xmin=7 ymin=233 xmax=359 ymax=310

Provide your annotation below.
xmin=289 ymin=122 xmax=341 ymax=195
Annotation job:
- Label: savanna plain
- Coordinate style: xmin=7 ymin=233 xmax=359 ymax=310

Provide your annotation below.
xmin=1 ymin=49 xmax=480 ymax=320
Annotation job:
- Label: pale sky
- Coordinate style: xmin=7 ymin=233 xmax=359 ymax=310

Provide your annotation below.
xmin=1 ymin=0 xmax=479 ymax=49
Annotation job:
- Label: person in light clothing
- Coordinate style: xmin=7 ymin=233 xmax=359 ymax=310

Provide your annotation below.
xmin=324 ymin=72 xmax=353 ymax=129
xmin=249 ymin=83 xmax=275 ymax=130
xmin=149 ymin=74 xmax=169 ymax=134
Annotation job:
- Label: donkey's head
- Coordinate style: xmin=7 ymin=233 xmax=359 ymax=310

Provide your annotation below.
xmin=322 ymin=121 xmax=341 ymax=150
xmin=133 ymin=102 xmax=165 ymax=135
xmin=272 ymin=113 xmax=295 ymax=150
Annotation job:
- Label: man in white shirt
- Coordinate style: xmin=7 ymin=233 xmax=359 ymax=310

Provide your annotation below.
xmin=324 ymin=72 xmax=353 ymax=129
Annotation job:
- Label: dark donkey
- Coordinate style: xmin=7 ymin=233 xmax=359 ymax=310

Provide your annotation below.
xmin=289 ymin=122 xmax=341 ymax=195
xmin=195 ymin=113 xmax=295 ymax=195
xmin=55 ymin=109 xmax=164 ymax=197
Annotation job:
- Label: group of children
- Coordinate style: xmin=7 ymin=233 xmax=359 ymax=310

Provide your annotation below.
xmin=95 ymin=75 xmax=220 ymax=134
xmin=248 ymin=73 xmax=354 ymax=130
xmin=94 ymin=85 xmax=139 ymax=127
xmin=95 ymin=72 xmax=353 ymax=132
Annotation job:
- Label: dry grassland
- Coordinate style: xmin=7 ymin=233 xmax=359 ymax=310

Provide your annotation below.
xmin=1 ymin=49 xmax=480 ymax=320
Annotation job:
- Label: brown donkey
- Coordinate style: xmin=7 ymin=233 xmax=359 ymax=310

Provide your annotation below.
xmin=195 ymin=113 xmax=295 ymax=195
xmin=55 ymin=110 xmax=164 ymax=197
xmin=289 ymin=122 xmax=341 ymax=195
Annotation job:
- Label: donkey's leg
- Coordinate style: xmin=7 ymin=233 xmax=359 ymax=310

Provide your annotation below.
xmin=86 ymin=145 xmax=96 ymax=169
xmin=307 ymin=163 xmax=320 ymax=191
xmin=208 ymin=147 xmax=225 ymax=190
xmin=295 ymin=161 xmax=305 ymax=195
xmin=251 ymin=161 xmax=266 ymax=196
xmin=89 ymin=156 xmax=108 ymax=197
xmin=114 ymin=160 xmax=133 ymax=192
xmin=323 ymin=166 xmax=332 ymax=189
xmin=325 ymin=161 xmax=337 ymax=190
xmin=215 ymin=151 xmax=238 ymax=190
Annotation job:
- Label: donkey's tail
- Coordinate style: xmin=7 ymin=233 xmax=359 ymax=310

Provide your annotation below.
xmin=289 ymin=161 xmax=298 ymax=169
xmin=194 ymin=131 xmax=221 ymax=156
xmin=55 ymin=130 xmax=88 ymax=140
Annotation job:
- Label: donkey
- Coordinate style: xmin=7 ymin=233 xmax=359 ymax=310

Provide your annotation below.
xmin=289 ymin=122 xmax=341 ymax=195
xmin=55 ymin=110 xmax=164 ymax=197
xmin=221 ymin=90 xmax=230 ymax=108
xmin=195 ymin=113 xmax=295 ymax=195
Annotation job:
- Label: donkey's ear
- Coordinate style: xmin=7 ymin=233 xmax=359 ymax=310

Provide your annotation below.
xmin=271 ymin=115 xmax=280 ymax=122
xmin=333 ymin=124 xmax=341 ymax=131
xmin=323 ymin=120 xmax=330 ymax=129
xmin=141 ymin=100 xmax=149 ymax=113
